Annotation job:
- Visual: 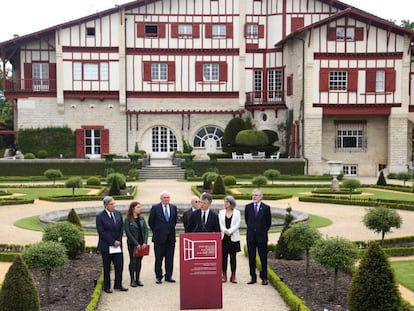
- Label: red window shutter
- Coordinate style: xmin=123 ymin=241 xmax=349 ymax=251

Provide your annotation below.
xmin=287 ymin=74 xmax=293 ymax=96
xmin=193 ymin=24 xmax=200 ymax=38
xmin=24 ymin=63 xmax=32 ymax=90
xmin=226 ymin=23 xmax=233 ymax=38
xmin=205 ymin=24 xmax=212 ymax=38
xmin=75 ymin=129 xmax=85 ymax=158
xmin=385 ymin=69 xmax=396 ymax=92
xmin=171 ymin=23 xmax=179 ymax=38
xmin=355 ymin=27 xmax=364 ymax=41
xmin=258 ymin=24 xmax=265 ymax=38
xmin=348 ymin=69 xmax=358 ymax=92
xmin=219 ymin=62 xmax=228 ymax=81
xmin=158 ymin=23 xmax=166 ymax=38
xmin=168 ymin=62 xmax=175 ymax=81
xmin=195 ymin=62 xmax=203 ymax=81
xmin=143 ymin=62 xmax=152 ymax=81
xmin=49 ymin=63 xmax=56 ymax=90
xmin=319 ymin=69 xmax=329 ymax=92
xmin=327 ymin=27 xmax=336 ymax=41
xmin=101 ymin=129 xmax=110 ymax=156
xmin=291 ymin=17 xmax=304 ymax=32
xmin=136 ymin=22 xmax=145 ymax=37
xmin=365 ymin=69 xmax=376 ymax=92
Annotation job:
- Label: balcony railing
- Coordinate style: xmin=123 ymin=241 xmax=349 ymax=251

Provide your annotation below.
xmin=4 ymin=79 xmax=57 ymax=93
xmin=245 ymin=91 xmax=284 ymax=105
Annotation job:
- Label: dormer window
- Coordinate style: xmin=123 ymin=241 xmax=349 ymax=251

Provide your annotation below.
xmin=336 ymin=27 xmax=355 ymax=41
xmin=327 ymin=26 xmax=363 ymax=42
xmin=86 ymin=27 xmax=95 ymax=36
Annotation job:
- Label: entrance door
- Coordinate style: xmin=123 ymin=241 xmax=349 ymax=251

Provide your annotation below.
xmin=32 ymin=63 xmax=49 ymax=91
xmin=151 ymin=126 xmax=178 ymax=158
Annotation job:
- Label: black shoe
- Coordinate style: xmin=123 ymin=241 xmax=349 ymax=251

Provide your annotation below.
xmin=114 ymin=286 xmax=128 ymax=291
xmin=165 ymin=278 xmax=176 ymax=283
xmin=136 ymin=280 xmax=144 ymax=287
xmin=262 ymin=279 xmax=268 ymax=285
xmin=247 ymin=279 xmax=257 ymax=284
xmin=130 ymin=282 xmax=137 ymax=287
xmin=156 ymin=278 xmax=162 ymax=284
xmin=104 ymin=288 xmax=113 ymax=293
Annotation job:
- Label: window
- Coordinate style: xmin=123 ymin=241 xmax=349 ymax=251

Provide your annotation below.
xmin=212 ymin=24 xmax=226 ymax=38
xmin=375 ymin=70 xmax=385 ymax=92
xmin=327 ymin=27 xmax=363 ymax=41
xmin=32 ymin=63 xmax=49 ymax=91
xmin=203 ymin=64 xmax=219 ymax=81
xmin=336 ymin=27 xmax=355 ymax=41
xmin=86 ymin=27 xmax=95 ymax=36
xmin=193 ymin=126 xmax=224 ymax=148
xmin=329 ymin=71 xmax=347 ymax=91
xmin=343 ymin=165 xmax=358 ymax=176
xmin=178 ymin=24 xmax=193 ymax=37
xmin=268 ymin=69 xmax=283 ymax=100
xmin=85 ymin=129 xmax=101 ymax=158
xmin=145 ymin=24 xmax=158 ymax=37
xmin=151 ymin=63 xmax=168 ymax=81
xmin=254 ymin=70 xmax=262 ymax=98
xmin=365 ymin=69 xmax=395 ymax=93
xmin=335 ymin=122 xmax=366 ymax=151
xmin=137 ymin=23 xmax=166 ymax=38
xmin=73 ymin=62 xmax=108 ymax=81
xmin=246 ymin=24 xmax=258 ymax=38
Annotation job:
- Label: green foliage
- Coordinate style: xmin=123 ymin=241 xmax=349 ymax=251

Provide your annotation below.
xmin=67 ymin=208 xmax=83 ymax=229
xmin=86 ymin=176 xmax=101 ymax=186
xmin=363 ymin=206 xmax=402 ymax=242
xmin=397 ymin=172 xmax=411 ymax=186
xmin=109 ymin=175 xmax=121 ymax=196
xmin=212 ymin=175 xmax=226 ymax=195
xmin=18 ymin=127 xmax=75 ymax=157
xmin=0 ymin=101 xmax=13 ymax=129
xmin=127 ymin=168 xmax=140 ymax=180
xmin=235 ymin=130 xmax=269 ymax=147
xmin=42 ymin=222 xmax=85 ymax=259
xmin=202 ymin=172 xmax=218 ymax=190
xmin=251 ymin=175 xmax=268 ymax=187
xmin=24 ymin=152 xmax=35 ymax=159
xmin=184 ymin=168 xmax=195 ymax=179
xmin=275 ymin=207 xmax=302 ymax=260
xmin=106 ymin=172 xmax=126 ymax=189
xmin=43 ymin=169 xmax=63 ymax=185
xmin=284 ymin=222 xmax=322 ymax=274
xmin=222 ymin=117 xmax=247 ymax=149
xmin=262 ymin=129 xmax=279 ymax=145
xmin=0 ymin=255 xmax=40 ymax=311
xmin=311 ymin=237 xmax=359 ymax=300
xmin=341 ymin=178 xmax=361 ymax=198
xmin=22 ymin=241 xmax=68 ymax=301
xmin=64 ymin=177 xmax=83 ymax=196
xmin=348 ymin=242 xmax=402 ymax=311
xmin=223 ymin=175 xmax=237 ymax=186
xmin=377 ymin=171 xmax=387 ymax=186
xmin=36 ymin=149 xmax=48 ymax=159
xmin=128 ymin=153 xmax=142 ymax=168
xmin=182 ymin=137 xmax=193 ymax=154
xmin=264 ymin=169 xmax=281 ymax=184
xmin=134 ymin=142 xmax=139 ymax=153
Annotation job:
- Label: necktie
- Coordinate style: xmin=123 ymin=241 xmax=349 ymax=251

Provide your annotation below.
xmin=202 ymin=211 xmax=206 ymax=224
xmin=110 ymin=212 xmax=116 ymax=224
xmin=164 ymin=205 xmax=170 ymax=222
xmin=254 ymin=203 xmax=258 ymax=217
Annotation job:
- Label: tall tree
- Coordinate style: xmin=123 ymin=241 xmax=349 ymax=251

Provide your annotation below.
xmin=400 ymin=19 xmax=414 ymax=30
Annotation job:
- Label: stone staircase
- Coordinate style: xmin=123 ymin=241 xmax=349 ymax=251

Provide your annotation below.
xmin=140 ymin=165 xmax=185 ymax=179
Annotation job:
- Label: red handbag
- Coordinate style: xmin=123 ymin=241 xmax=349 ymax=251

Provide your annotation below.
xmin=134 ymin=244 xmax=150 ymax=257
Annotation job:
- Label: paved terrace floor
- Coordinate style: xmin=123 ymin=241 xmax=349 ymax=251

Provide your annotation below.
xmin=0 ymin=178 xmax=413 ymax=310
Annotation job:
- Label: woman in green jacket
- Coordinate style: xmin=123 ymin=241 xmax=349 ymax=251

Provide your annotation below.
xmin=124 ymin=201 xmax=149 ymax=287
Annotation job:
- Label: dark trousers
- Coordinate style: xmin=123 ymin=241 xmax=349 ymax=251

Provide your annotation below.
xmin=222 ymin=250 xmax=237 ymax=274
xmin=154 ymin=242 xmax=175 ymax=280
xmin=101 ymin=251 xmax=124 ymax=290
xmin=127 ymin=244 xmax=143 ymax=282
xmin=247 ymin=240 xmax=268 ymax=281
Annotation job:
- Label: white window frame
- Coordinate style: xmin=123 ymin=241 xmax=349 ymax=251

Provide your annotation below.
xmin=335 ymin=123 xmax=366 ymax=151
xmin=193 ymin=126 xmax=224 ymax=148
xmin=178 ymin=24 xmax=192 ymax=37
xmin=73 ymin=62 xmax=108 ymax=81
xmin=85 ymin=129 xmax=101 ymax=158
xmin=343 ymin=165 xmax=358 ymax=176
xmin=329 ymin=71 xmax=348 ymax=91
xmin=212 ymin=24 xmax=226 ymax=38
xmin=376 ymin=70 xmax=385 ymax=92
xmin=254 ymin=70 xmax=262 ymax=99
xmin=32 ymin=63 xmax=49 ymax=91
xmin=151 ymin=63 xmax=168 ymax=81
xmin=246 ymin=24 xmax=258 ymax=38
xmin=268 ymin=69 xmax=283 ymax=101
xmin=336 ymin=26 xmax=355 ymax=41
xmin=203 ymin=63 xmax=219 ymax=81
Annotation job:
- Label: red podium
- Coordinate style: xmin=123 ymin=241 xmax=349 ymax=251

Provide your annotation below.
xmin=179 ymin=233 xmax=222 ymax=310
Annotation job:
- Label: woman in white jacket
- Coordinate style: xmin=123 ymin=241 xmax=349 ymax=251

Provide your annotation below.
xmin=218 ymin=195 xmax=241 ymax=283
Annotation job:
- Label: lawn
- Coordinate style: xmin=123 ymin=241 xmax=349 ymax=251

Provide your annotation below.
xmin=390 ymin=260 xmax=414 ymax=291
xmin=3 ymin=187 xmax=91 ymax=200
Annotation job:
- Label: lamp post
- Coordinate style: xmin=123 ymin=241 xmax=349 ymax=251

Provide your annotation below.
xmin=328 ymin=161 xmax=343 ymax=191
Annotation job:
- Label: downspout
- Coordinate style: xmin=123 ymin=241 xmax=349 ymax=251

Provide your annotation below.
xmin=297 ymin=37 xmax=309 ymax=175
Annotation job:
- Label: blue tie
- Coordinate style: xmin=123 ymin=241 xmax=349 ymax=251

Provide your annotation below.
xmin=164 ymin=205 xmax=169 ymax=222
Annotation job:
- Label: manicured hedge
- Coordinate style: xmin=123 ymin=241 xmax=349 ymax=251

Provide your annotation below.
xmin=191 ymin=185 xmax=292 ymax=200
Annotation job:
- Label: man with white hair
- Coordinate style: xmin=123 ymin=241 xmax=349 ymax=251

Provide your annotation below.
xmin=182 ymin=196 xmax=201 ymax=232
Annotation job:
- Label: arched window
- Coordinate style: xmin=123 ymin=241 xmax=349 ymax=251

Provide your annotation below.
xmin=193 ymin=126 xmax=224 ymax=148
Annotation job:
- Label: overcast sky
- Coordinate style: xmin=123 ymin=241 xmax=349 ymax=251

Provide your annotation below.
xmin=0 ymin=0 xmax=411 ymax=42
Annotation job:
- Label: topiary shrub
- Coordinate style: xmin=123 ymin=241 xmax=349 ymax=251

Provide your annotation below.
xmin=0 ymin=255 xmax=40 ymax=311
xmin=223 ymin=175 xmax=237 ymax=186
xmin=262 ymin=129 xmax=279 ymax=145
xmin=274 ymin=206 xmax=302 ymax=260
xmin=202 ymin=172 xmax=218 ymax=190
xmin=109 ymin=175 xmax=121 ymax=196
xmin=24 ymin=152 xmax=35 ymax=159
xmin=184 ymin=168 xmax=195 ymax=179
xmin=222 ymin=117 xmax=247 ymax=150
xmin=213 ymin=175 xmax=226 ymax=194
xmin=42 ymin=221 xmax=85 ymax=259
xmin=65 ymin=177 xmax=83 ymax=196
xmin=376 ymin=170 xmax=387 ymax=186
xmin=36 ymin=149 xmax=48 ymax=159
xmin=252 ymin=175 xmax=268 ymax=187
xmin=86 ymin=176 xmax=101 ymax=186
xmin=43 ymin=168 xmax=63 ymax=185
xmin=67 ymin=208 xmax=82 ymax=229
xmin=235 ymin=130 xmax=269 ymax=150
xmin=127 ymin=168 xmax=140 ymax=180
xmin=264 ymin=169 xmax=281 ymax=184
xmin=348 ymin=241 xmax=402 ymax=311
xmin=106 ymin=172 xmax=126 ymax=189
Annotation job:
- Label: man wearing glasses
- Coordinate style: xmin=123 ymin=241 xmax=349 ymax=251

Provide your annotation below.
xmin=182 ymin=196 xmax=201 ymax=232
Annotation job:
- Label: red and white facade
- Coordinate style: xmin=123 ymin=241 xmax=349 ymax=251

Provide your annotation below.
xmin=0 ymin=0 xmax=413 ymax=176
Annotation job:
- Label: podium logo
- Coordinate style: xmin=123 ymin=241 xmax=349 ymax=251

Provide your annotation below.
xmin=183 ymin=238 xmax=217 ymax=261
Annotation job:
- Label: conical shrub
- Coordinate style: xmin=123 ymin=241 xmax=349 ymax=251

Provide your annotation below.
xmin=213 ymin=175 xmax=226 ymax=194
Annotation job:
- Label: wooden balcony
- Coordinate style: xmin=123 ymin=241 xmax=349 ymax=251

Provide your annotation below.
xmin=4 ymin=79 xmax=57 ymax=96
xmin=245 ymin=91 xmax=287 ymax=117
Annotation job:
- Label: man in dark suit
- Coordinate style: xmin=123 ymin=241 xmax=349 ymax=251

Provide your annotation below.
xmin=245 ymin=189 xmax=272 ymax=285
xmin=96 ymin=196 xmax=128 ymax=293
xmin=189 ymin=192 xmax=220 ymax=233
xmin=148 ymin=191 xmax=178 ymax=284
xmin=182 ymin=196 xmax=200 ymax=232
